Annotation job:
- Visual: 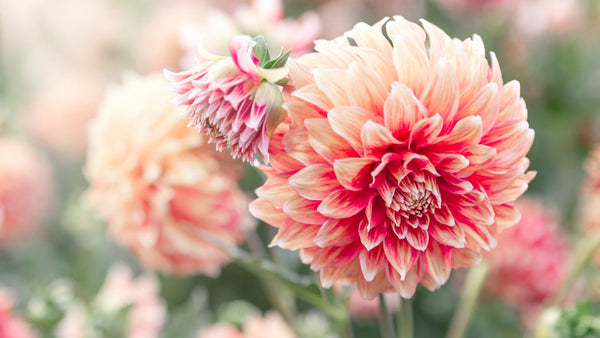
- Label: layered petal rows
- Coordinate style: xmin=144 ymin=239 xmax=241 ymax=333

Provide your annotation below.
xmin=85 ymin=73 xmax=255 ymax=277
xmin=167 ymin=35 xmax=288 ymax=163
xmin=250 ymin=17 xmax=535 ymax=298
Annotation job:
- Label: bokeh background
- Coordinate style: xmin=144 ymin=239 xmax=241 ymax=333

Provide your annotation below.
xmin=1 ymin=0 xmax=600 ymax=337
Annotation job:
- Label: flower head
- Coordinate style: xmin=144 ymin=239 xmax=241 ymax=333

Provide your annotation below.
xmin=0 ymin=137 xmax=54 ymax=246
xmin=250 ymin=17 xmax=535 ymax=299
xmin=85 ymin=73 xmax=255 ymax=276
xmin=482 ymin=198 xmax=568 ymax=322
xmin=166 ymin=35 xmax=289 ymax=163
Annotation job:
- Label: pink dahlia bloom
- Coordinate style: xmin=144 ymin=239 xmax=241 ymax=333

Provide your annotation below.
xmin=0 ymin=287 xmax=38 ymax=338
xmin=198 ymin=312 xmax=295 ymax=338
xmin=55 ymin=263 xmax=166 ymax=338
xmin=0 ymin=137 xmax=54 ymax=245
xmin=85 ymin=73 xmax=255 ymax=276
xmin=167 ymin=35 xmax=289 ymax=163
xmin=482 ymin=198 xmax=568 ymax=321
xmin=250 ymin=17 xmax=535 ymax=299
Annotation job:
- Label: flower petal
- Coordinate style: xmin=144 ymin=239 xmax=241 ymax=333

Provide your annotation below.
xmin=328 ymin=106 xmax=381 ymax=154
xmin=283 ymin=194 xmax=328 ymax=225
xmin=333 ymin=157 xmax=378 ymax=191
xmin=305 ymin=118 xmax=357 ymax=163
xmin=383 ymin=236 xmax=418 ymax=279
xmin=383 ymin=82 xmax=428 ymax=139
xmin=318 ymin=189 xmax=371 ymax=218
xmin=289 ymin=164 xmax=341 ymax=200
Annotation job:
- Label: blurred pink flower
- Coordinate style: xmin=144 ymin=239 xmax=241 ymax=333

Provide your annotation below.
xmin=349 ymin=290 xmax=399 ymax=320
xmin=198 ymin=312 xmax=295 ymax=338
xmin=512 ymin=0 xmax=581 ymax=38
xmin=179 ymin=0 xmax=320 ymax=67
xmin=133 ymin=1 xmax=208 ymax=73
xmin=483 ymin=198 xmax=568 ymax=321
xmin=55 ymin=263 xmax=166 ymax=338
xmin=0 ymin=287 xmax=38 ymax=338
xmin=0 ymin=137 xmax=54 ymax=245
xmin=85 ymin=73 xmax=255 ymax=276
xmin=250 ymin=17 xmax=535 ymax=299
xmin=167 ymin=35 xmax=288 ymax=163
xmin=23 ymin=71 xmax=107 ymax=157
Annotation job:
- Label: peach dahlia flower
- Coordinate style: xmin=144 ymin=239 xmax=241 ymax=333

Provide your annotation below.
xmin=167 ymin=35 xmax=289 ymax=163
xmin=85 ymin=73 xmax=255 ymax=276
xmin=250 ymin=17 xmax=535 ymax=298
xmin=0 ymin=137 xmax=54 ymax=245
xmin=482 ymin=198 xmax=568 ymax=321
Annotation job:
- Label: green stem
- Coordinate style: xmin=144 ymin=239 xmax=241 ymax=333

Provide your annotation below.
xmin=246 ymin=232 xmax=296 ymax=327
xmin=398 ymin=297 xmax=413 ymax=338
xmin=446 ymin=263 xmax=490 ymax=338
xmin=551 ymin=234 xmax=600 ymax=306
xmin=378 ymin=293 xmax=397 ymax=338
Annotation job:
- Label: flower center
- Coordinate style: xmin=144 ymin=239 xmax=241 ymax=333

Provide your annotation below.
xmin=384 ymin=174 xmax=441 ymax=229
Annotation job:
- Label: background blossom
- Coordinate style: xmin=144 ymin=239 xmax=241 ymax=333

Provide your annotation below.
xmin=482 ymin=198 xmax=569 ymax=323
xmin=0 ymin=137 xmax=54 ymax=246
xmin=85 ymin=72 xmax=255 ymax=276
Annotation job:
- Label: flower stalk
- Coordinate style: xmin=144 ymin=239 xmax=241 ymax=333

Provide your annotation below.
xmin=550 ymin=233 xmax=600 ymax=306
xmin=378 ymin=293 xmax=397 ymax=338
xmin=446 ymin=263 xmax=490 ymax=338
xmin=398 ymin=297 xmax=413 ymax=338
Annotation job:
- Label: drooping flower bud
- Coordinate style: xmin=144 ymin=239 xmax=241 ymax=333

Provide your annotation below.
xmin=166 ymin=35 xmax=290 ymax=163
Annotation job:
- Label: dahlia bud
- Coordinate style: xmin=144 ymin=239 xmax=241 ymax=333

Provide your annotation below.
xmin=166 ymin=35 xmax=290 ymax=163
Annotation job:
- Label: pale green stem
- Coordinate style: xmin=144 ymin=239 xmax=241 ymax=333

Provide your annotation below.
xmin=446 ymin=263 xmax=490 ymax=338
xmin=398 ymin=297 xmax=413 ymax=338
xmin=246 ymin=232 xmax=297 ymax=328
xmin=551 ymin=234 xmax=600 ymax=306
xmin=378 ymin=293 xmax=397 ymax=338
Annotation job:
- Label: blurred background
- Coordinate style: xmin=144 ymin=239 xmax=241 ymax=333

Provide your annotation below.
xmin=1 ymin=0 xmax=600 ymax=337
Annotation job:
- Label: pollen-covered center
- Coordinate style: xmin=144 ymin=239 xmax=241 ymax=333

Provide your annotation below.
xmin=374 ymin=153 xmax=442 ymax=232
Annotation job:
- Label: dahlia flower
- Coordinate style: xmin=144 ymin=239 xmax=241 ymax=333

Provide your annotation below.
xmin=85 ymin=73 xmax=255 ymax=276
xmin=0 ymin=137 xmax=54 ymax=245
xmin=0 ymin=287 xmax=38 ymax=338
xmin=55 ymin=263 xmax=166 ymax=338
xmin=167 ymin=35 xmax=289 ymax=162
xmin=250 ymin=17 xmax=535 ymax=298
xmin=179 ymin=0 xmax=320 ymax=67
xmin=198 ymin=312 xmax=295 ymax=338
xmin=482 ymin=198 xmax=568 ymax=321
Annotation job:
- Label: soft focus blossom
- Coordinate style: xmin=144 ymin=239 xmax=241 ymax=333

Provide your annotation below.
xmin=512 ymin=0 xmax=581 ymax=38
xmin=0 ymin=137 xmax=54 ymax=245
xmin=23 ymin=71 xmax=107 ymax=157
xmin=133 ymin=1 xmax=208 ymax=73
xmin=250 ymin=17 xmax=535 ymax=299
xmin=482 ymin=198 xmax=568 ymax=322
xmin=1 ymin=0 xmax=128 ymax=84
xmin=85 ymin=72 xmax=255 ymax=276
xmin=198 ymin=312 xmax=295 ymax=338
xmin=349 ymin=290 xmax=399 ymax=320
xmin=167 ymin=35 xmax=289 ymax=163
xmin=179 ymin=0 xmax=320 ymax=68
xmin=580 ymin=146 xmax=600 ymax=267
xmin=0 ymin=287 xmax=38 ymax=338
xmin=55 ymin=263 xmax=166 ymax=338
